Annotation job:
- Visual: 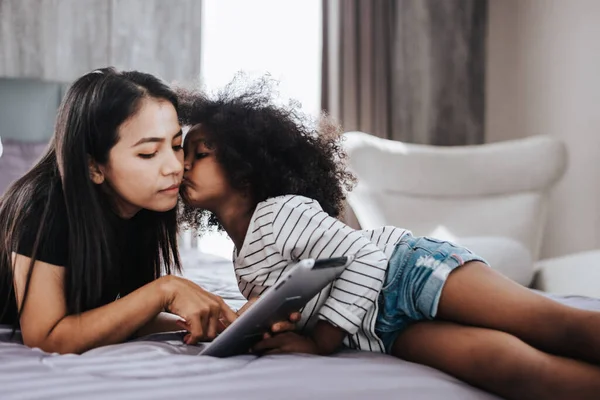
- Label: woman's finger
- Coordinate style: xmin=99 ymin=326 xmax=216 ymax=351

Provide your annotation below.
xmin=236 ymin=297 xmax=258 ymax=316
xmin=206 ymin=310 xmax=218 ymax=340
xmin=187 ymin=331 xmax=205 ymax=345
xmin=217 ymin=317 xmax=228 ymax=334
xmin=199 ymin=307 xmax=210 ymax=336
xmin=186 ymin=318 xmax=205 ymax=345
xmin=219 ymin=302 xmax=239 ymax=324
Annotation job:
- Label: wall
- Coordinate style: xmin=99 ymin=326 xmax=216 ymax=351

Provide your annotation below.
xmin=0 ymin=0 xmax=202 ymax=82
xmin=486 ymin=0 xmax=600 ymax=258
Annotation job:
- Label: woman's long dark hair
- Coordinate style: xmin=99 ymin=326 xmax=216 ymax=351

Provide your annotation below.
xmin=0 ymin=67 xmax=181 ymax=328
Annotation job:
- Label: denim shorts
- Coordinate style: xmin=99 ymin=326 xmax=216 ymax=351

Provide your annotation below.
xmin=374 ymin=233 xmax=488 ymax=354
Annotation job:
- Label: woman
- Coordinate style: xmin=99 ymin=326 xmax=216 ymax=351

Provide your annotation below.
xmin=0 ymin=68 xmax=244 ymax=355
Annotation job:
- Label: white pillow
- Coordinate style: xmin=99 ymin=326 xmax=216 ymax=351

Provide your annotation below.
xmin=457 ymin=236 xmax=534 ymax=287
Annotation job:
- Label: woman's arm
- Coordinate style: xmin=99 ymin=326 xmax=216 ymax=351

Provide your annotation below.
xmin=12 ymin=253 xmax=236 ymax=354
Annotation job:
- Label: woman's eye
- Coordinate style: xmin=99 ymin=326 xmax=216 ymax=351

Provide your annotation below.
xmin=195 ymin=153 xmax=208 ymax=160
xmin=139 ymin=152 xmax=157 ymax=159
xmin=173 ymin=145 xmax=183 ymax=152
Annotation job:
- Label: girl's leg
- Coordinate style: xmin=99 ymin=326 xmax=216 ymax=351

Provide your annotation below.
xmin=392 ymin=321 xmax=600 ymax=400
xmin=437 ymin=261 xmax=600 ymax=364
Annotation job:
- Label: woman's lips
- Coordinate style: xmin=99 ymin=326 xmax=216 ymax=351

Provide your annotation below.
xmin=160 ymin=183 xmax=180 ymax=193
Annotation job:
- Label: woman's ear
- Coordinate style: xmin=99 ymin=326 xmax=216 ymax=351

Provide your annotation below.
xmin=88 ymin=156 xmax=105 ymax=185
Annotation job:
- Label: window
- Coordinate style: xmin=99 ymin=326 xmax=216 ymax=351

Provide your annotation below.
xmin=194 ymin=1 xmax=321 ymax=258
xmin=201 ymin=0 xmax=322 ymax=117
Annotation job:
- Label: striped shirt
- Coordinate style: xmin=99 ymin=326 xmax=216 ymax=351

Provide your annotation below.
xmin=233 ymin=195 xmax=408 ymax=352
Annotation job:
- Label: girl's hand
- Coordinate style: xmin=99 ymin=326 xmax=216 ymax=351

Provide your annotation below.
xmin=252 ymin=332 xmax=318 ymax=355
xmin=237 ymin=297 xmax=302 ymax=334
xmin=158 ymin=275 xmax=238 ymax=345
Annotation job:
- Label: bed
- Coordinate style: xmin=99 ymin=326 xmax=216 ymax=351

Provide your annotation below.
xmin=2 ymin=244 xmax=600 ymax=400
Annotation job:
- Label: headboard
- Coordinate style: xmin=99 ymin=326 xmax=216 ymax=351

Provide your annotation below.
xmin=0 ymin=77 xmax=69 ymax=142
xmin=0 ymin=77 xmax=70 ymax=193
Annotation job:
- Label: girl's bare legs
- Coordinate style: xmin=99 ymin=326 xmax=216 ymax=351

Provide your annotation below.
xmin=436 ymin=261 xmax=600 ymax=364
xmin=392 ymin=321 xmax=600 ymax=400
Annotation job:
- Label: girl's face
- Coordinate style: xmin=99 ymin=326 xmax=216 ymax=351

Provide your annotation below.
xmin=181 ymin=125 xmax=235 ymax=211
xmin=91 ymin=98 xmax=184 ymax=218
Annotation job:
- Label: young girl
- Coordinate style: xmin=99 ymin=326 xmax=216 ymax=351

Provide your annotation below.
xmin=177 ymin=79 xmax=600 ymax=399
xmin=0 ymin=67 xmax=241 ymax=354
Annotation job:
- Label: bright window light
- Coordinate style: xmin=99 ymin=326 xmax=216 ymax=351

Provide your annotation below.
xmin=200 ymin=0 xmax=322 ymax=117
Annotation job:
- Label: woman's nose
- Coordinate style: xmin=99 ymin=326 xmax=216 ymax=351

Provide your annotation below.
xmin=163 ymin=150 xmax=184 ymax=176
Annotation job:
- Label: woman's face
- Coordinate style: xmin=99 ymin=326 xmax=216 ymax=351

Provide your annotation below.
xmin=181 ymin=125 xmax=235 ymax=211
xmin=93 ymin=98 xmax=184 ymax=218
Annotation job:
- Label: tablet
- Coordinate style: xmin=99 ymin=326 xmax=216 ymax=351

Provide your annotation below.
xmin=199 ymin=255 xmax=354 ymax=357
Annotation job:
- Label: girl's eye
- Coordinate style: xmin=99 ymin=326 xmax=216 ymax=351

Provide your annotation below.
xmin=173 ymin=145 xmax=183 ymax=152
xmin=195 ymin=153 xmax=208 ymax=160
xmin=139 ymin=152 xmax=157 ymax=159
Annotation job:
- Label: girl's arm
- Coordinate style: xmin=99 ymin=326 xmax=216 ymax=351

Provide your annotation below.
xmin=271 ymin=197 xmax=389 ymax=340
xmin=309 ymin=320 xmax=346 ymax=354
xmin=12 ymin=253 xmax=236 ymax=354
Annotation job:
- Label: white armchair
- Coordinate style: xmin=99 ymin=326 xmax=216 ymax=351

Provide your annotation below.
xmin=343 ymin=131 xmax=568 ymax=287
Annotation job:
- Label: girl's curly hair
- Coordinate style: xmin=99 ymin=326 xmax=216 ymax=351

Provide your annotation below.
xmin=176 ymin=75 xmax=356 ymax=232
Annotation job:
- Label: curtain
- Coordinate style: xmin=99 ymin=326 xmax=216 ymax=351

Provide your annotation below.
xmin=322 ymin=0 xmax=487 ymax=145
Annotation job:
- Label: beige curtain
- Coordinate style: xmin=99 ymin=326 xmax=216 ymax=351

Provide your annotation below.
xmin=322 ymin=0 xmax=487 ymax=145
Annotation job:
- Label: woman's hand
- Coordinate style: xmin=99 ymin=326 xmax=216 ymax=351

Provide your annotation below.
xmin=236 ymin=297 xmax=258 ymax=316
xmin=237 ymin=297 xmax=302 ymax=335
xmin=158 ymin=275 xmax=238 ymax=345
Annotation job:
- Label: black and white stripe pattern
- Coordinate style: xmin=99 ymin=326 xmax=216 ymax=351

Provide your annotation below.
xmin=233 ymin=195 xmax=407 ymax=353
